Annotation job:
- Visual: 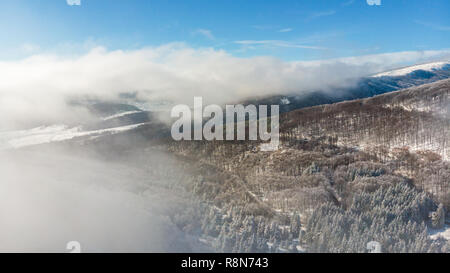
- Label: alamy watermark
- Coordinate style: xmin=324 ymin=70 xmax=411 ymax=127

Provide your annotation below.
xmin=367 ymin=241 xmax=382 ymax=253
xmin=66 ymin=241 xmax=81 ymax=253
xmin=171 ymin=97 xmax=279 ymax=151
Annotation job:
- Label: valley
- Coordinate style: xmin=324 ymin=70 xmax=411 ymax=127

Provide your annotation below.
xmin=2 ymin=63 xmax=450 ymax=253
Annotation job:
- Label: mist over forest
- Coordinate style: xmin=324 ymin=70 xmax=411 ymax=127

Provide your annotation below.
xmin=1 ymin=0 xmax=449 ymax=254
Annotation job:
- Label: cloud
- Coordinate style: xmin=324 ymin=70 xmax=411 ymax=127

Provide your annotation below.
xmin=302 ymin=50 xmax=449 ymax=66
xmin=366 ymin=0 xmax=381 ymax=6
xmin=21 ymin=43 xmax=40 ymax=54
xmin=0 ymin=44 xmax=449 ymax=130
xmin=306 ymin=10 xmax=336 ymax=21
xmin=0 ymin=145 xmax=196 ymax=252
xmin=66 ymin=0 xmax=81 ymax=6
xmin=234 ymin=40 xmax=326 ymax=50
xmin=251 ymin=25 xmax=293 ymax=33
xmin=342 ymin=0 xmax=355 ymax=6
xmin=279 ymin=28 xmax=293 ymax=33
xmin=193 ymin=29 xmax=215 ymax=40
xmin=415 ymin=20 xmax=450 ymax=31
xmin=251 ymin=25 xmax=276 ymax=31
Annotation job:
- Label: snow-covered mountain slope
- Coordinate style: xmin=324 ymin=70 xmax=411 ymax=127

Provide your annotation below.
xmin=0 ymin=123 xmax=149 ymax=149
xmin=372 ymin=61 xmax=450 ymax=77
xmin=282 ymin=78 xmax=450 ymax=161
xmin=0 ymin=101 xmax=171 ymax=150
xmin=429 ymin=225 xmax=450 ymax=241
xmin=102 ymin=111 xmax=143 ymax=121
xmin=246 ymin=61 xmax=450 ymax=115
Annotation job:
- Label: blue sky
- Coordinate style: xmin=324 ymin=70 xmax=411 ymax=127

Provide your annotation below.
xmin=0 ymin=0 xmax=449 ymax=60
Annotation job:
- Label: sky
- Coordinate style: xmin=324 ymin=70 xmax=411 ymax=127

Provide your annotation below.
xmin=1 ymin=0 xmax=450 ymax=253
xmin=0 ymin=0 xmax=449 ymax=61
xmin=1 ymin=0 xmax=450 ymax=131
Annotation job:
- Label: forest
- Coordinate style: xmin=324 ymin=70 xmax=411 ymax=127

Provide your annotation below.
xmin=43 ymin=78 xmax=450 ymax=252
xmin=164 ymin=79 xmax=450 ymax=252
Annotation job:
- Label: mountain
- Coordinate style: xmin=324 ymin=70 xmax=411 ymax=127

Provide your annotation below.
xmin=0 ymin=102 xmax=161 ymax=150
xmin=372 ymin=62 xmax=450 ymax=77
xmin=247 ymin=61 xmax=450 ymax=114
xmin=159 ymin=79 xmax=450 ymax=252
xmin=282 ymin=78 xmax=450 ymax=160
xmin=3 ymin=70 xmax=449 ymax=253
xmin=6 ymin=61 xmax=448 ymax=150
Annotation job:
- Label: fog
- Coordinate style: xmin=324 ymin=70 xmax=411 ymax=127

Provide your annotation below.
xmin=0 ymin=44 xmax=449 ymax=252
xmin=0 ymin=145 xmax=200 ymax=252
xmin=1 ymin=44 xmax=449 ymax=130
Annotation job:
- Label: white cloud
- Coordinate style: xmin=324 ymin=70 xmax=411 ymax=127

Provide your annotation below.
xmin=279 ymin=28 xmax=293 ymax=33
xmin=194 ymin=29 xmax=214 ymax=40
xmin=0 ymin=44 xmax=449 ymax=130
xmin=307 ymin=10 xmax=336 ymax=21
xmin=0 ymin=147 xmax=193 ymax=252
xmin=251 ymin=25 xmax=275 ymax=31
xmin=342 ymin=0 xmax=355 ymax=6
xmin=234 ymin=40 xmax=326 ymax=50
xmin=366 ymin=0 xmax=381 ymax=6
xmin=66 ymin=0 xmax=81 ymax=6
xmin=415 ymin=20 xmax=450 ymax=31
xmin=21 ymin=43 xmax=40 ymax=54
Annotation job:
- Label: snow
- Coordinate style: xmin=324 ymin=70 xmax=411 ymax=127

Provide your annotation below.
xmin=429 ymin=225 xmax=450 ymax=241
xmin=0 ymin=123 xmax=148 ymax=149
xmin=296 ymin=245 xmax=306 ymax=253
xmin=280 ymin=98 xmax=291 ymax=105
xmin=102 ymin=111 xmax=142 ymax=121
xmin=372 ymin=62 xmax=449 ymax=77
xmin=130 ymin=100 xmax=174 ymax=112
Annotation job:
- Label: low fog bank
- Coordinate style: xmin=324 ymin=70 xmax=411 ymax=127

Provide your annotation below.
xmin=0 ymin=144 xmax=202 ymax=252
xmin=1 ymin=44 xmax=449 ymax=130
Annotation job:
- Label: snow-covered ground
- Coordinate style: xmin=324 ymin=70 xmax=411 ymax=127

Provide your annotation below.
xmin=0 ymin=123 xmax=148 ymax=149
xmin=102 ymin=111 xmax=142 ymax=121
xmin=130 ymin=100 xmax=174 ymax=112
xmin=429 ymin=225 xmax=450 ymax=241
xmin=280 ymin=98 xmax=291 ymax=105
xmin=372 ymin=61 xmax=449 ymax=77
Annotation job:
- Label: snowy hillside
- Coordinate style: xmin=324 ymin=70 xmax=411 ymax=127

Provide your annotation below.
xmin=372 ymin=61 xmax=450 ymax=77
xmin=247 ymin=61 xmax=450 ymax=116
xmin=0 ymin=123 xmax=149 ymax=149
